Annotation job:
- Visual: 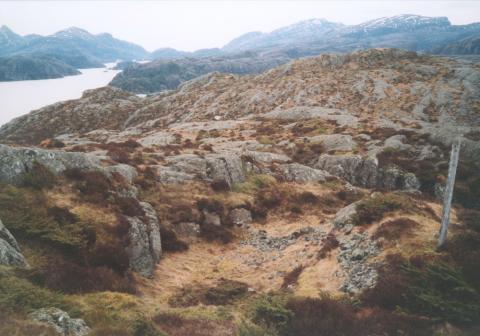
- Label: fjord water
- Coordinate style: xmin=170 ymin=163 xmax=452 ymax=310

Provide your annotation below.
xmin=0 ymin=65 xmax=120 ymax=126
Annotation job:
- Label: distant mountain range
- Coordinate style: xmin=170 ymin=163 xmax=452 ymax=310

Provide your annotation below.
xmin=111 ymin=14 xmax=480 ymax=93
xmin=0 ymin=55 xmax=80 ymax=81
xmin=0 ymin=25 xmax=149 ymax=80
xmin=2 ymin=14 xmax=480 ymax=83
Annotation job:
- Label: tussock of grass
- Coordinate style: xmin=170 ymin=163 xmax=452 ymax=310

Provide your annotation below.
xmin=353 ymin=193 xmax=415 ymax=225
xmin=233 ymin=174 xmax=276 ymax=195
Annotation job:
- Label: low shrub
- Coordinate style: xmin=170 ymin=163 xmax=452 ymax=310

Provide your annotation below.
xmin=22 ymin=161 xmax=56 ymax=190
xmin=0 ymin=184 xmax=92 ymax=251
xmin=65 ymin=169 xmax=112 ymax=204
xmin=457 ymin=209 xmax=480 ymax=232
xmin=353 ymin=193 xmax=413 ymax=225
xmin=252 ymin=294 xmax=293 ymax=332
xmin=29 ymin=260 xmax=136 ymax=294
xmin=281 ymin=266 xmax=304 ymax=289
xmin=47 ymin=206 xmax=78 ymax=225
xmin=169 ymin=279 xmax=249 ymax=307
xmin=362 ymin=253 xmax=480 ymax=325
xmin=234 ymin=174 xmax=276 ymax=194
xmin=0 ymin=311 xmax=58 ymax=336
xmin=199 ymin=223 xmax=233 ymax=244
xmin=168 ymin=203 xmax=197 ymax=224
xmin=291 ymin=119 xmax=327 ymax=137
xmin=154 ymin=312 xmax=235 ymax=336
xmin=284 ymin=295 xmax=357 ymax=336
xmin=132 ymin=318 xmax=163 ymax=336
xmin=204 ymin=279 xmax=249 ymax=305
xmin=289 ymin=142 xmax=325 ymax=165
xmin=197 ymin=198 xmax=225 ymax=215
xmin=160 ymin=226 xmax=189 ymax=252
xmin=445 ymin=232 xmax=480 ymax=290
xmin=210 ymin=179 xmax=230 ymax=192
xmin=317 ymin=233 xmax=339 ymax=259
xmin=295 ymin=191 xmax=318 ymax=204
xmin=0 ymin=274 xmax=70 ymax=313
xmin=116 ymin=196 xmax=145 ymax=217
xmin=372 ymin=217 xmax=419 ymax=241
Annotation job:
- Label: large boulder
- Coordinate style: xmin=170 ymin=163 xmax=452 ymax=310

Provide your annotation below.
xmin=0 ymin=145 xmax=100 ymax=185
xmin=315 ymin=154 xmax=420 ymax=191
xmin=0 ymin=144 xmax=136 ymax=185
xmin=315 ymin=154 xmax=378 ymax=188
xmin=126 ymin=202 xmax=162 ymax=278
xmin=0 ymin=219 xmax=28 ymax=267
xmin=277 ymin=163 xmax=330 ymax=183
xmin=141 ymin=202 xmax=162 ymax=263
xmin=228 ymin=208 xmax=252 ymax=227
xmin=308 ymin=134 xmax=357 ymax=152
xmin=29 ymin=307 xmax=90 ymax=336
xmin=332 ymin=201 xmax=359 ymax=229
xmin=205 ymin=153 xmax=245 ymax=187
xmin=156 ymin=153 xmax=245 ymax=187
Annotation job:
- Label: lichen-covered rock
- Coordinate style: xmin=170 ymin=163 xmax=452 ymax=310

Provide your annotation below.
xmin=0 ymin=219 xmax=28 ymax=267
xmin=228 ymin=208 xmax=252 ymax=227
xmin=176 ymin=222 xmax=201 ymax=237
xmin=202 ymin=210 xmax=222 ymax=227
xmin=332 ymin=201 xmax=359 ymax=229
xmin=277 ymin=163 xmax=330 ymax=183
xmin=140 ymin=202 xmax=162 ymax=263
xmin=29 ymin=307 xmax=90 ymax=336
xmin=337 ymin=233 xmax=379 ymax=294
xmin=308 ymin=134 xmax=357 ymax=152
xmin=126 ymin=216 xmax=155 ymax=277
xmin=315 ymin=153 xmax=420 ymax=191
xmin=242 ymin=151 xmax=291 ymax=164
xmin=0 ymin=144 xmax=137 ymax=185
xmin=126 ymin=202 xmax=162 ymax=278
xmin=378 ymin=166 xmax=421 ymax=191
xmin=205 ymin=153 xmax=245 ymax=187
xmin=315 ymin=154 xmax=378 ymax=188
xmin=0 ymin=145 xmax=100 ymax=185
xmin=155 ymin=153 xmax=245 ymax=187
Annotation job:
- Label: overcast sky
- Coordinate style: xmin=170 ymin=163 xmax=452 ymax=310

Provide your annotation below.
xmin=1 ymin=1 xmax=479 ymax=51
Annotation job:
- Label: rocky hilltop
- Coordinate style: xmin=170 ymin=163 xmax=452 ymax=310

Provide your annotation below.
xmin=0 ymin=49 xmax=479 ymax=335
xmin=0 ymin=55 xmax=80 ymax=81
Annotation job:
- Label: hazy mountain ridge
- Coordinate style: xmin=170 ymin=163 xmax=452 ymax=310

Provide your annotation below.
xmin=112 ymin=14 xmax=480 ymax=94
xmin=0 ymin=54 xmax=80 ymax=81
xmin=0 ymin=25 xmax=149 ymax=80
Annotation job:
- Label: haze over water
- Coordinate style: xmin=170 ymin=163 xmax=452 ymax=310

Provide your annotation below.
xmin=0 ymin=65 xmax=120 ymax=127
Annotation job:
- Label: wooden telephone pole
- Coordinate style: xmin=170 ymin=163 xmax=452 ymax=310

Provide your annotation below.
xmin=438 ymin=138 xmax=461 ymax=248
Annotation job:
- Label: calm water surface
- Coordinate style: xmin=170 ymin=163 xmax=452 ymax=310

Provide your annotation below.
xmin=0 ymin=65 xmax=120 ymax=126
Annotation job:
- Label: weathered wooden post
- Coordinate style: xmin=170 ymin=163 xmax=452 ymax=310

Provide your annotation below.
xmin=438 ymin=138 xmax=461 ymax=248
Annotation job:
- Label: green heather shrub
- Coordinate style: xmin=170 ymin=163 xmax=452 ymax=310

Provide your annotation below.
xmin=132 ymin=318 xmax=163 ymax=336
xmin=283 ymin=295 xmax=358 ymax=336
xmin=233 ymin=174 xmax=276 ymax=194
xmin=363 ymin=253 xmax=480 ymax=325
xmin=22 ymin=161 xmax=57 ymax=190
xmin=402 ymin=262 xmax=480 ymax=324
xmin=0 ymin=273 xmax=69 ymax=313
xmin=169 ymin=279 xmax=248 ymax=307
xmin=203 ymin=279 xmax=249 ymax=305
xmin=238 ymin=321 xmax=276 ymax=336
xmin=0 ymin=184 xmax=90 ymax=251
xmin=281 ymin=266 xmax=304 ymax=290
xmin=251 ymin=294 xmax=292 ymax=332
xmin=353 ymin=193 xmax=413 ymax=225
